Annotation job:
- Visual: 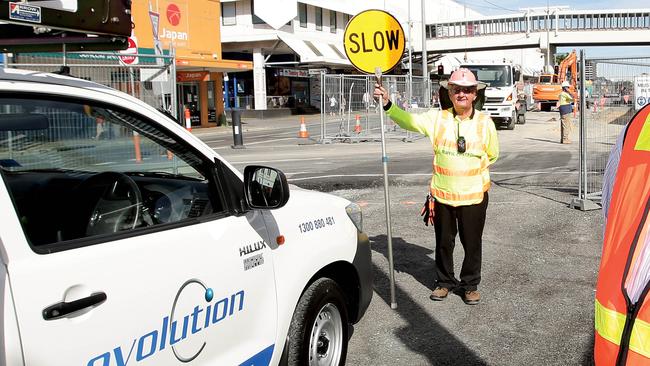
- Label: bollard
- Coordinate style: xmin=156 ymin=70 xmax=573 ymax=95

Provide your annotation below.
xmin=231 ymin=109 xmax=245 ymax=149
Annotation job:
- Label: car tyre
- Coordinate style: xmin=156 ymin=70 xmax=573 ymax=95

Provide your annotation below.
xmin=287 ymin=278 xmax=349 ymax=366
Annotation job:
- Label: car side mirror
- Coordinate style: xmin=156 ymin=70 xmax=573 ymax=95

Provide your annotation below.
xmin=243 ymin=165 xmax=290 ymax=209
xmin=513 ymin=70 xmax=521 ymax=82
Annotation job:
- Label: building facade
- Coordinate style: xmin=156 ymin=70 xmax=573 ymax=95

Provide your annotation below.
xmin=132 ymin=0 xmax=252 ymax=127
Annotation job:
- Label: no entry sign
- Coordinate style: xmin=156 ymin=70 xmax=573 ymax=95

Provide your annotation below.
xmin=343 ymin=9 xmax=405 ymax=74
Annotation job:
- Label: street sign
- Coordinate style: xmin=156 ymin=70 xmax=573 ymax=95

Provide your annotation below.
xmin=119 ymin=36 xmax=139 ymax=65
xmin=343 ymin=9 xmax=405 ymax=310
xmin=634 ymin=75 xmax=650 ymax=110
xmin=343 ymin=9 xmax=405 ymax=74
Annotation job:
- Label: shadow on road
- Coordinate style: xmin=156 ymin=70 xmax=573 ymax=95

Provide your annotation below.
xmin=371 ymin=234 xmax=437 ymax=291
xmin=369 ymin=234 xmax=488 ymax=365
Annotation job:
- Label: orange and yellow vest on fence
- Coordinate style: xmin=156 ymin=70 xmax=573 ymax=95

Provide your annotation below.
xmin=595 ymin=105 xmax=650 ymax=365
xmin=386 ymin=105 xmax=499 ymax=206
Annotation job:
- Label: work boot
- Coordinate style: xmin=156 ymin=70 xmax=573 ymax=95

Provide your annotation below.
xmin=463 ymin=290 xmax=481 ymax=305
xmin=429 ymin=287 xmax=450 ymax=301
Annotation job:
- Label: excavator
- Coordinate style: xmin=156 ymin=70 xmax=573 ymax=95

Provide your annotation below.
xmin=533 ymin=50 xmax=577 ymax=112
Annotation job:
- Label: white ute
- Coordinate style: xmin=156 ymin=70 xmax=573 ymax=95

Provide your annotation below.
xmin=0 ymin=68 xmax=372 ymax=366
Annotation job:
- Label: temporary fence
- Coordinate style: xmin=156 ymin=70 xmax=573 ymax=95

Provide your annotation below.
xmin=319 ymin=74 xmax=433 ymax=143
xmin=6 ymin=51 xmax=177 ymax=117
xmin=2 ymin=51 xmax=179 ymax=168
xmin=573 ymin=53 xmax=650 ymax=210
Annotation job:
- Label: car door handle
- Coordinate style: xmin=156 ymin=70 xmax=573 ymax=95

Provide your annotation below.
xmin=42 ymin=292 xmax=107 ymax=320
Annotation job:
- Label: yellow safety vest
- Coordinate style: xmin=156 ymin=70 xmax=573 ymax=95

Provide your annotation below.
xmin=386 ymin=105 xmax=499 ymax=206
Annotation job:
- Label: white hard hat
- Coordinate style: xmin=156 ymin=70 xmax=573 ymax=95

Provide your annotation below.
xmin=561 ymin=81 xmax=571 ymax=88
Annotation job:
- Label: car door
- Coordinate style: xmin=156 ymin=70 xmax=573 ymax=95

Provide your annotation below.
xmin=0 ymin=95 xmax=278 ymax=366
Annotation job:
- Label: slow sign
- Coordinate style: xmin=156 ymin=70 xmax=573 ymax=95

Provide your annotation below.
xmin=343 ymin=10 xmax=405 ymax=74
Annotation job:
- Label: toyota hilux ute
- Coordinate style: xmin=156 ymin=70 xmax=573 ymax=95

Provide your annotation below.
xmin=0 ymin=68 xmax=372 ymax=366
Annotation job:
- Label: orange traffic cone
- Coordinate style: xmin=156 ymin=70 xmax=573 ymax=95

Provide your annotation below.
xmin=298 ymin=116 xmax=309 ymax=138
xmin=184 ymin=108 xmax=192 ymax=132
xmin=354 ymin=114 xmax=362 ymax=133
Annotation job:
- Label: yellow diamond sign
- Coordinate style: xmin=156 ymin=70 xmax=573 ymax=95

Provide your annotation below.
xmin=344 ymin=10 xmax=405 ymax=74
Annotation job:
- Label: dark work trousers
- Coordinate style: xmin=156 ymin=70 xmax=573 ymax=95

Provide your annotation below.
xmin=433 ymin=192 xmax=489 ymax=292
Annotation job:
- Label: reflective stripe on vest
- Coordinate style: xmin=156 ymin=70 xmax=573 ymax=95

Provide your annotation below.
xmin=430 ymin=108 xmax=492 ymax=206
xmin=595 ymin=299 xmax=650 ymax=359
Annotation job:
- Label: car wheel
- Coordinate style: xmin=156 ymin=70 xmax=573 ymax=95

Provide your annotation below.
xmin=287 ymin=278 xmax=349 ymax=366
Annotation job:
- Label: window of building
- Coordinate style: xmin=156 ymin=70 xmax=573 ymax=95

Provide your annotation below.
xmin=221 ymin=2 xmax=236 ymax=26
xmin=299 ymin=3 xmax=307 ymax=28
xmin=315 ymin=7 xmax=322 ymax=30
xmin=251 ymin=0 xmax=264 ymax=24
xmin=330 ymin=10 xmax=337 ymax=33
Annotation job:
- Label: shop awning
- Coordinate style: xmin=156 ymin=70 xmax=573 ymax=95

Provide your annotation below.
xmin=277 ymin=34 xmax=350 ymax=67
xmin=175 ymin=56 xmax=253 ymax=72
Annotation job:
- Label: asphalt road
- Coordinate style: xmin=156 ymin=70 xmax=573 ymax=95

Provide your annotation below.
xmin=197 ymin=111 xmax=602 ymax=366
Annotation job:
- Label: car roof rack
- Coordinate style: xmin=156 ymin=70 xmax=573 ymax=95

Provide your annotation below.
xmin=0 ymin=0 xmax=132 ymax=52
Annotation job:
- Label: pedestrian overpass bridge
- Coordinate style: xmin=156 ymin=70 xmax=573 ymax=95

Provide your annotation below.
xmin=424 ymin=8 xmax=650 ymax=54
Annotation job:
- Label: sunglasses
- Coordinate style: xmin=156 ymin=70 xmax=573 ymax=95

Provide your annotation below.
xmin=450 ymin=86 xmax=477 ymax=94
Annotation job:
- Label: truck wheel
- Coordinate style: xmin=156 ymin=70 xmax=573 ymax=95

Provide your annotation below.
xmin=517 ymin=112 xmax=526 ymax=125
xmin=287 ymin=278 xmax=349 ymax=366
xmin=506 ymin=112 xmax=516 ymax=130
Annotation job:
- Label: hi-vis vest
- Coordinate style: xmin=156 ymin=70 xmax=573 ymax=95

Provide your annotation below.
xmin=595 ymin=105 xmax=650 ymax=365
xmin=386 ymin=105 xmax=499 ymax=206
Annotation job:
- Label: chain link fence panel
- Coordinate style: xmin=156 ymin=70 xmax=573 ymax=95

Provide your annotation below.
xmin=578 ymin=56 xmax=650 ymax=205
xmin=320 ymin=74 xmax=432 ymax=143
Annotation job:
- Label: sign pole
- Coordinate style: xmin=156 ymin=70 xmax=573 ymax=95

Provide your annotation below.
xmin=344 ymin=9 xmax=405 ymax=310
xmin=376 ymin=67 xmax=397 ymax=309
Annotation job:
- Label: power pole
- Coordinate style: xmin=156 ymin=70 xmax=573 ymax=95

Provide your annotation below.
xmin=421 ymin=0 xmax=427 ymax=78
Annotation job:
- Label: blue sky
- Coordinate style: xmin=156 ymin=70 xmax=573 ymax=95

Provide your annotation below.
xmin=459 ymin=0 xmax=650 ymax=58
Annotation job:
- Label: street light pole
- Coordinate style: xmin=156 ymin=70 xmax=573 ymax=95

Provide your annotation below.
xmin=546 ymin=0 xmax=551 ymax=73
xmin=421 ymin=0 xmax=427 ymax=78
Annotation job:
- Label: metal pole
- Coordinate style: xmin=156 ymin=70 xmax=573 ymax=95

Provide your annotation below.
xmin=321 ymin=71 xmax=325 ymax=142
xmin=546 ymin=1 xmax=551 ymax=72
xmin=347 ymin=82 xmax=354 ymax=134
xmin=408 ymin=0 xmax=413 ymax=108
xmin=421 ymin=0 xmax=427 ymax=79
xmin=170 ymin=46 xmax=178 ymax=121
xmin=375 ymin=67 xmax=397 ymax=310
xmin=580 ymin=49 xmax=587 ymax=200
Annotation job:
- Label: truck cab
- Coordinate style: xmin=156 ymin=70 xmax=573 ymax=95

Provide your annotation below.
xmin=461 ymin=62 xmax=524 ymax=130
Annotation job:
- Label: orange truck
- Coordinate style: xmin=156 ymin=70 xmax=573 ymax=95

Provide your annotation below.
xmin=533 ymin=50 xmax=577 ymax=111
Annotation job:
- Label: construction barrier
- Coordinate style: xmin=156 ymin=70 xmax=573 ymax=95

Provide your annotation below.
xmin=319 ymin=74 xmax=432 ymax=143
xmin=576 ymin=55 xmax=650 ymax=206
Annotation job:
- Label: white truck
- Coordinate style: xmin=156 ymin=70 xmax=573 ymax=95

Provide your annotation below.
xmin=460 ymin=61 xmax=525 ymax=130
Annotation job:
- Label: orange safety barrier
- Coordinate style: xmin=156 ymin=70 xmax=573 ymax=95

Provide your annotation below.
xmin=298 ymin=116 xmax=309 ymax=138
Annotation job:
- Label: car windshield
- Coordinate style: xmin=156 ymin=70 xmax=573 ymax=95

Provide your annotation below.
xmin=464 ymin=66 xmax=512 ymax=87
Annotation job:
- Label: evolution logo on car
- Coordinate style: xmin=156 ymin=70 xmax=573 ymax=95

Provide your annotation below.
xmin=86 ymin=281 xmax=245 ymax=365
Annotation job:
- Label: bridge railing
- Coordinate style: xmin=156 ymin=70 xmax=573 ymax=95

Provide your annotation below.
xmin=427 ymin=10 xmax=650 ymax=39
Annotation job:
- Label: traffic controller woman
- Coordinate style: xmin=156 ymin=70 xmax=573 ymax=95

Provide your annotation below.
xmin=373 ymin=68 xmax=499 ymax=305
